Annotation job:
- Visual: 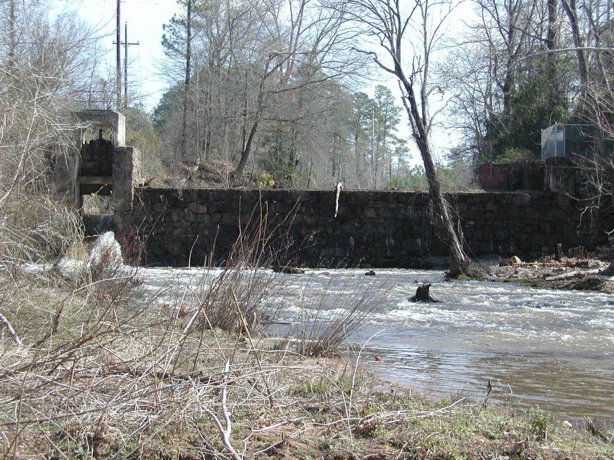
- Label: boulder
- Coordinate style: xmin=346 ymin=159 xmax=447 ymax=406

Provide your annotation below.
xmin=499 ymin=255 xmax=522 ymax=267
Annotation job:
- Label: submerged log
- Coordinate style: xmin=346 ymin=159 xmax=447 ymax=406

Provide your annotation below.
xmin=409 ymin=284 xmax=440 ymax=303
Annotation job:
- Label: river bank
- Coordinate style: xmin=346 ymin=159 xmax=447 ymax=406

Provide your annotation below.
xmin=2 ymin=284 xmax=613 ymax=460
xmin=468 ymin=256 xmax=614 ymax=293
xmin=5 ymin=255 xmax=614 ymax=458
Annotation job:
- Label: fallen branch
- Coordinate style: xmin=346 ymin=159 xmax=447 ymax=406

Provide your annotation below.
xmin=600 ymin=260 xmax=614 ymax=276
xmin=334 ymin=182 xmax=343 ymax=218
xmin=0 ymin=311 xmax=22 ymax=346
xmin=518 ymin=261 xmax=589 ymax=268
xmin=545 ymin=268 xmax=601 ymax=281
xmin=203 ymin=359 xmax=242 ymax=460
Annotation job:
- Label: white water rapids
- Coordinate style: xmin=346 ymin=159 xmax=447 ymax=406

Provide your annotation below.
xmin=127 ymin=267 xmax=614 ymax=421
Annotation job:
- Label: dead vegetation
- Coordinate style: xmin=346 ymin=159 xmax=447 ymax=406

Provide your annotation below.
xmin=465 ymin=246 xmax=614 ymax=293
xmin=488 ymin=257 xmax=614 ymax=292
xmin=1 ymin=236 xmax=613 ymax=459
xmin=1 ymin=276 xmax=613 ymax=459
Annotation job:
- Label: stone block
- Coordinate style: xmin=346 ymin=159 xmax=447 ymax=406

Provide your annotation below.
xmin=364 ymin=208 xmax=377 ymax=219
xmin=113 ymin=147 xmax=141 ymax=212
xmin=122 ymin=189 xmax=607 ymax=267
xmin=494 ymin=228 xmax=509 ymax=241
xmin=485 ymin=201 xmax=498 ymax=211
xmin=497 ymin=244 xmax=519 ymax=255
xmin=546 ymin=208 xmax=567 ymax=221
xmin=513 ymin=193 xmax=532 ymax=206
xmin=188 ymin=202 xmax=207 ymax=214
xmin=222 ymin=213 xmax=236 ymax=224
xmin=402 ymin=238 xmax=423 ymax=252
xmin=152 ymin=201 xmax=166 ymax=213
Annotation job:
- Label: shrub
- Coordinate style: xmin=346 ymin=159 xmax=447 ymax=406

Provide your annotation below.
xmin=293 ymin=276 xmax=388 ymax=357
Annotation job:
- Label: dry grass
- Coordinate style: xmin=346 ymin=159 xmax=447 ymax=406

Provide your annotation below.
xmin=1 ymin=258 xmax=613 ymax=460
xmin=0 ymin=206 xmax=612 ymax=459
xmin=291 ymin=275 xmax=388 ymax=358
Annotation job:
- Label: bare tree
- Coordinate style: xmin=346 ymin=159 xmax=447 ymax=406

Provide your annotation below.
xmin=546 ymin=0 xmax=559 ymax=103
xmin=230 ymin=0 xmax=363 ymax=184
xmin=181 ymin=0 xmax=193 ymax=161
xmin=337 ymin=0 xmax=470 ymax=275
xmin=0 ymin=1 xmax=100 ymax=267
xmin=558 ymin=0 xmax=614 ymax=215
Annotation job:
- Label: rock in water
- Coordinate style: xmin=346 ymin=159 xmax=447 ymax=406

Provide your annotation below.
xmin=409 ymin=284 xmax=440 ymax=303
xmin=499 ymin=255 xmax=522 ymax=267
xmin=272 ymin=265 xmax=305 ymax=274
xmin=88 ymin=231 xmax=123 ymax=280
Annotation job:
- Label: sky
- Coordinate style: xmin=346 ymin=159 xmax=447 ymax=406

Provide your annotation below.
xmin=51 ymin=0 xmax=177 ymax=109
xmin=49 ymin=0 xmax=476 ymax=165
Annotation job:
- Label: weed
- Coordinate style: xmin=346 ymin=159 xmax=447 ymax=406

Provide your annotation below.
xmin=292 ymin=275 xmax=388 ymax=357
xmin=527 ymin=405 xmax=553 ymax=441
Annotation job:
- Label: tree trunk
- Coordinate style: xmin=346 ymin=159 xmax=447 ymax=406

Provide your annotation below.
xmin=546 ymin=0 xmax=558 ymax=105
xmin=397 ymin=73 xmax=470 ymax=276
xmin=233 ymin=120 xmax=259 ymax=186
xmin=410 ymin=284 xmax=439 ymax=303
xmin=561 ymin=0 xmax=588 ymax=88
xmin=561 ymin=0 xmax=606 ymax=158
xmin=415 ymin=133 xmax=469 ymax=277
xmin=180 ymin=0 xmax=192 ymax=162
xmin=8 ymin=0 xmax=16 ymax=61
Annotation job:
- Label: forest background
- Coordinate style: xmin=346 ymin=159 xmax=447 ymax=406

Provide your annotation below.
xmin=3 ymin=0 xmax=613 ymax=193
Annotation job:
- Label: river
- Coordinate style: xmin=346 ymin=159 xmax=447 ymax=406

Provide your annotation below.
xmin=138 ymin=266 xmax=614 ymax=423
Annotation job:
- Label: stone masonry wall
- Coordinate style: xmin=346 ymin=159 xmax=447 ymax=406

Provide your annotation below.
xmin=114 ymin=188 xmax=611 ymax=268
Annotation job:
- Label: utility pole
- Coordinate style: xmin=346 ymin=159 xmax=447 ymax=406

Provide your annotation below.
xmin=116 ymin=0 xmax=121 ymax=111
xmin=123 ymin=22 xmax=140 ymax=109
xmin=8 ymin=0 xmax=15 ymax=59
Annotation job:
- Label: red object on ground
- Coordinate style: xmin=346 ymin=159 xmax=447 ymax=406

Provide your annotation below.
xmin=374 ymin=356 xmax=383 ymax=362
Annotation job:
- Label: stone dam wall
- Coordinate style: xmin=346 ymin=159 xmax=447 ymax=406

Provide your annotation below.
xmin=114 ymin=188 xmax=611 ymax=268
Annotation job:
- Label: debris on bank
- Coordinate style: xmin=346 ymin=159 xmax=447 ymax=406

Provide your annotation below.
xmin=484 ymin=245 xmax=614 ymax=293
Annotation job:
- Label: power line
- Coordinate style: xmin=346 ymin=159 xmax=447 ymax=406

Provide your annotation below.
xmin=123 ymin=22 xmax=140 ymax=109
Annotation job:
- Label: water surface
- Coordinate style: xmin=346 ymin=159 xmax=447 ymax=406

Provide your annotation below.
xmin=139 ymin=267 xmax=614 ymax=422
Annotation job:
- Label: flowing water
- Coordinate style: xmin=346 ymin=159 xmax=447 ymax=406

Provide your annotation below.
xmin=138 ymin=267 xmax=614 ymax=423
